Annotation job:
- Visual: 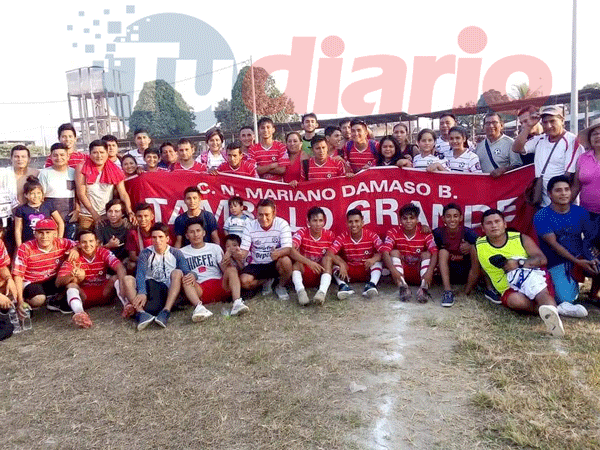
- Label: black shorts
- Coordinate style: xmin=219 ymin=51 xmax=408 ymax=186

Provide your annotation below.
xmin=241 ymin=261 xmax=279 ymax=280
xmin=23 ymin=278 xmax=61 ymax=301
xmin=448 ymin=260 xmax=472 ymax=285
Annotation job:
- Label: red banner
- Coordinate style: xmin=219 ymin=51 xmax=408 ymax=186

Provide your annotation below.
xmin=125 ymin=165 xmax=536 ymax=237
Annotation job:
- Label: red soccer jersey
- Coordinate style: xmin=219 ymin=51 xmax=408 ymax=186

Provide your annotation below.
xmin=0 ymin=240 xmax=10 ymax=268
xmin=307 ymin=157 xmax=346 ymax=180
xmin=45 ymin=151 xmax=87 ymax=168
xmin=12 ymin=238 xmax=76 ymax=282
xmin=381 ymin=225 xmax=438 ymax=265
xmin=248 ymin=141 xmax=289 ymax=181
xmin=125 ymin=228 xmax=153 ymax=254
xmin=217 ymin=159 xmax=258 ymax=178
xmin=58 ymin=247 xmax=120 ymax=286
xmin=346 ymin=141 xmax=378 ymax=173
xmin=292 ymin=227 xmax=336 ymax=262
xmin=329 ymin=228 xmax=384 ymax=266
xmin=170 ymin=161 xmax=207 ymax=173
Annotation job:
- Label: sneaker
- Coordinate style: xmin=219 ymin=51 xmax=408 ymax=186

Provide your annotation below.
xmin=363 ymin=282 xmax=378 ymax=298
xmin=262 ymin=279 xmax=274 ymax=296
xmin=484 ymin=288 xmax=502 ymax=305
xmin=121 ymin=303 xmax=136 ymax=319
xmin=275 ymin=285 xmax=290 ymax=301
xmin=557 ymin=302 xmax=588 ymax=318
xmin=192 ymin=304 xmax=213 ymax=322
xmin=155 ymin=309 xmax=171 ymax=328
xmin=441 ymin=290 xmax=455 ymax=307
xmin=297 ymin=289 xmax=310 ymax=306
xmin=136 ymin=311 xmax=155 ymax=331
xmin=313 ymin=290 xmax=326 ymax=305
xmin=47 ymin=295 xmax=72 ymax=314
xmin=539 ymin=305 xmax=565 ymax=337
xmin=230 ymin=299 xmax=249 ymax=316
xmin=416 ymin=288 xmax=432 ymax=304
xmin=337 ymin=283 xmax=354 ymax=300
xmin=72 ymin=311 xmax=92 ymax=328
xmin=398 ymin=284 xmax=412 ymax=302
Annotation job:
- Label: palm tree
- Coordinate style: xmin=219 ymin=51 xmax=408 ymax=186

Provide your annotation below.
xmin=511 ymin=82 xmax=541 ymax=100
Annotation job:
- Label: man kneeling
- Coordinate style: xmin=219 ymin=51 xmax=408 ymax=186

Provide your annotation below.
xmin=56 ymin=229 xmax=136 ymax=328
xmin=132 ymin=223 xmax=212 ymax=330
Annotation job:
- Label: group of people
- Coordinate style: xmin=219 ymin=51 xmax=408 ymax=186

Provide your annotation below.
xmin=0 ymin=102 xmax=599 ymax=339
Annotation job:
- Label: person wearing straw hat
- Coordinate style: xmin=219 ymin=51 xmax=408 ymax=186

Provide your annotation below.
xmin=512 ymin=105 xmax=584 ymax=207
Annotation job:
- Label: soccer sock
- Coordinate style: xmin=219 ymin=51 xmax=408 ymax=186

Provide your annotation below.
xmin=114 ymin=279 xmax=127 ymax=306
xmin=332 ymin=272 xmax=345 ymax=286
xmin=392 ymin=257 xmax=407 ymax=285
xmin=67 ymin=288 xmax=84 ymax=314
xmin=420 ymin=259 xmax=431 ymax=289
xmin=370 ymin=262 xmax=383 ymax=285
xmin=292 ymin=270 xmax=304 ymax=292
xmin=319 ymin=273 xmax=332 ymax=293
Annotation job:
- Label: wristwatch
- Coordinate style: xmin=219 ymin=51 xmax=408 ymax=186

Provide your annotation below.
xmin=518 ymin=259 xmax=526 ymax=268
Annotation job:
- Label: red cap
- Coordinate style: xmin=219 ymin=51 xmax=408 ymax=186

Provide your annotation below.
xmin=35 ymin=219 xmax=58 ymax=231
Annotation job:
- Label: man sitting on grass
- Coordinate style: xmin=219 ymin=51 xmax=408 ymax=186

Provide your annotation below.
xmin=476 ymin=209 xmax=565 ymax=337
xmin=290 ymin=206 xmax=336 ymax=306
xmin=181 ymin=219 xmax=248 ymax=317
xmin=381 ymin=203 xmax=438 ymax=303
xmin=323 ymin=208 xmax=384 ymax=299
xmin=432 ymin=203 xmax=479 ymax=307
xmin=132 ymin=223 xmax=212 ymax=330
xmin=56 ymin=229 xmax=137 ymax=328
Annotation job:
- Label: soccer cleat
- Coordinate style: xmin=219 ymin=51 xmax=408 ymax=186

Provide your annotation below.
xmin=72 ymin=311 xmax=92 ymax=328
xmin=484 ymin=288 xmax=502 ymax=305
xmin=47 ymin=295 xmax=73 ymax=314
xmin=362 ymin=282 xmax=378 ymax=298
xmin=416 ymin=287 xmax=432 ymax=304
xmin=441 ymin=290 xmax=455 ymax=307
xmin=539 ymin=305 xmax=565 ymax=337
xmin=337 ymin=283 xmax=354 ymax=300
xmin=155 ymin=309 xmax=171 ymax=328
xmin=261 ymin=279 xmax=274 ymax=296
xmin=230 ymin=299 xmax=249 ymax=316
xmin=136 ymin=311 xmax=155 ymax=331
xmin=275 ymin=285 xmax=290 ymax=301
xmin=557 ymin=302 xmax=588 ymax=318
xmin=398 ymin=284 xmax=412 ymax=302
xmin=121 ymin=303 xmax=136 ymax=319
xmin=313 ymin=290 xmax=326 ymax=305
xmin=192 ymin=304 xmax=213 ymax=322
xmin=297 ymin=289 xmax=310 ymax=306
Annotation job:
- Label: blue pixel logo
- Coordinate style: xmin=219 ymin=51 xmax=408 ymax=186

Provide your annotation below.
xmin=66 ymin=5 xmax=237 ymax=132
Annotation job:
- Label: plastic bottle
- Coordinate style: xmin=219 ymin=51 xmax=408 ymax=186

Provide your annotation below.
xmin=8 ymin=308 xmax=21 ymax=334
xmin=21 ymin=307 xmax=32 ymax=331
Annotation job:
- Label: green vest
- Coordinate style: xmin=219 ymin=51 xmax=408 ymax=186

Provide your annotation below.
xmin=476 ymin=231 xmax=528 ymax=294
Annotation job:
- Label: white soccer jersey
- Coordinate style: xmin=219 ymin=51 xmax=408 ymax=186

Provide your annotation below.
xmin=181 ymin=243 xmax=223 ymax=283
xmin=413 ymin=154 xmax=448 ymax=170
xmin=241 ymin=217 xmax=293 ymax=264
xmin=446 ymin=150 xmax=482 ymax=173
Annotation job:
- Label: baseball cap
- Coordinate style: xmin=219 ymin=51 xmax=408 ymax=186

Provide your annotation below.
xmin=539 ymin=105 xmax=564 ymax=118
xmin=35 ymin=219 xmax=58 ymax=231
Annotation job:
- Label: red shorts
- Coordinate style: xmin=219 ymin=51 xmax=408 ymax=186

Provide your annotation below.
xmin=301 ymin=267 xmax=322 ymax=288
xmin=198 ymin=278 xmax=231 ymax=304
xmin=500 ymin=270 xmax=554 ymax=307
xmin=81 ymin=282 xmax=112 ymax=308
xmin=345 ymin=265 xmax=369 ymax=283
xmin=403 ymin=263 xmax=421 ymax=286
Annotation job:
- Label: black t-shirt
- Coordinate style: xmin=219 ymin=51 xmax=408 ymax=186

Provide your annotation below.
xmin=95 ymin=219 xmax=131 ymax=261
xmin=174 ymin=210 xmax=218 ymax=246
xmin=15 ymin=202 xmax=56 ymax=242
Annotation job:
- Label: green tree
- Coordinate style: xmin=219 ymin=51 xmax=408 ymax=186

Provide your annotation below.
xmin=579 ymin=83 xmax=600 ymax=113
xmin=129 ymin=80 xmax=197 ymax=138
xmin=214 ymin=98 xmax=235 ymax=132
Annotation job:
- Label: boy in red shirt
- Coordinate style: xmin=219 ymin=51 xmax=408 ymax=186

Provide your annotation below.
xmin=342 ymin=119 xmax=379 ymax=173
xmin=212 ymin=142 xmax=258 ymax=178
xmin=382 ymin=204 xmax=438 ymax=303
xmin=323 ymin=209 xmax=384 ymax=299
xmin=56 ymin=229 xmax=137 ymax=328
xmin=247 ymin=117 xmax=289 ymax=181
xmin=304 ymin=135 xmax=348 ymax=180
xmin=290 ymin=207 xmax=336 ymax=305
xmin=171 ymin=138 xmax=206 ymax=173
xmin=126 ymin=203 xmax=155 ymax=273
xmin=44 ymin=123 xmax=87 ymax=168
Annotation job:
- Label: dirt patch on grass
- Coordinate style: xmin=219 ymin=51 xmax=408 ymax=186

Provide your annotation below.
xmin=0 ymin=284 xmax=490 ymax=449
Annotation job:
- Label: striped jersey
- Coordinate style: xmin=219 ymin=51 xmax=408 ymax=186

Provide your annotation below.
xmin=329 ymin=229 xmax=384 ymax=266
xmin=248 ymin=141 xmax=289 ymax=181
xmin=381 ymin=226 xmax=438 ymax=265
xmin=45 ymin=151 xmax=87 ymax=169
xmin=413 ymin=154 xmax=448 ymax=170
xmin=346 ymin=142 xmax=377 ymax=173
xmin=292 ymin=227 xmax=336 ymax=262
xmin=58 ymin=247 xmax=120 ymax=286
xmin=306 ymin=158 xmax=346 ymax=180
xmin=13 ymin=238 xmax=76 ymax=282
xmin=240 ymin=217 xmax=293 ymax=264
xmin=170 ymin=161 xmax=207 ymax=173
xmin=224 ymin=214 xmax=251 ymax=237
xmin=446 ymin=150 xmax=482 ymax=173
xmin=0 ymin=240 xmax=10 ymax=268
xmin=217 ymin=159 xmax=258 ymax=178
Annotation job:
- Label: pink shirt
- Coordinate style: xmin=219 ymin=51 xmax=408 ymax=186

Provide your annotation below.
xmin=577 ymin=150 xmax=600 ymax=213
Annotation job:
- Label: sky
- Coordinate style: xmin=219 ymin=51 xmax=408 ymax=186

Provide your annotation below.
xmin=0 ymin=0 xmax=597 ymax=145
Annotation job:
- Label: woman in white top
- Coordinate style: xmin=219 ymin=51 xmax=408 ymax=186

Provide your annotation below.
xmin=413 ymin=129 xmax=448 ymax=170
xmin=428 ymin=126 xmax=482 ymax=173
xmin=196 ymin=128 xmax=226 ymax=170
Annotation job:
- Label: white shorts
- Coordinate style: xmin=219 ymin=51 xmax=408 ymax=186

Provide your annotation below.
xmin=506 ymin=268 xmax=547 ymax=299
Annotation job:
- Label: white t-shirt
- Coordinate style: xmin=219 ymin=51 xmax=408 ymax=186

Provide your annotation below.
xmin=446 ymin=150 xmax=482 ymax=173
xmin=180 ymin=243 xmax=223 ymax=283
xmin=38 ymin=167 xmax=76 ymax=219
xmin=435 ymin=136 xmax=475 ymax=159
xmin=241 ymin=217 xmax=293 ymax=264
xmin=125 ymin=149 xmax=145 ymax=166
xmin=524 ymin=132 xmax=583 ymax=206
xmin=413 ymin=154 xmax=448 ymax=170
xmin=0 ymin=167 xmax=18 ymax=220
